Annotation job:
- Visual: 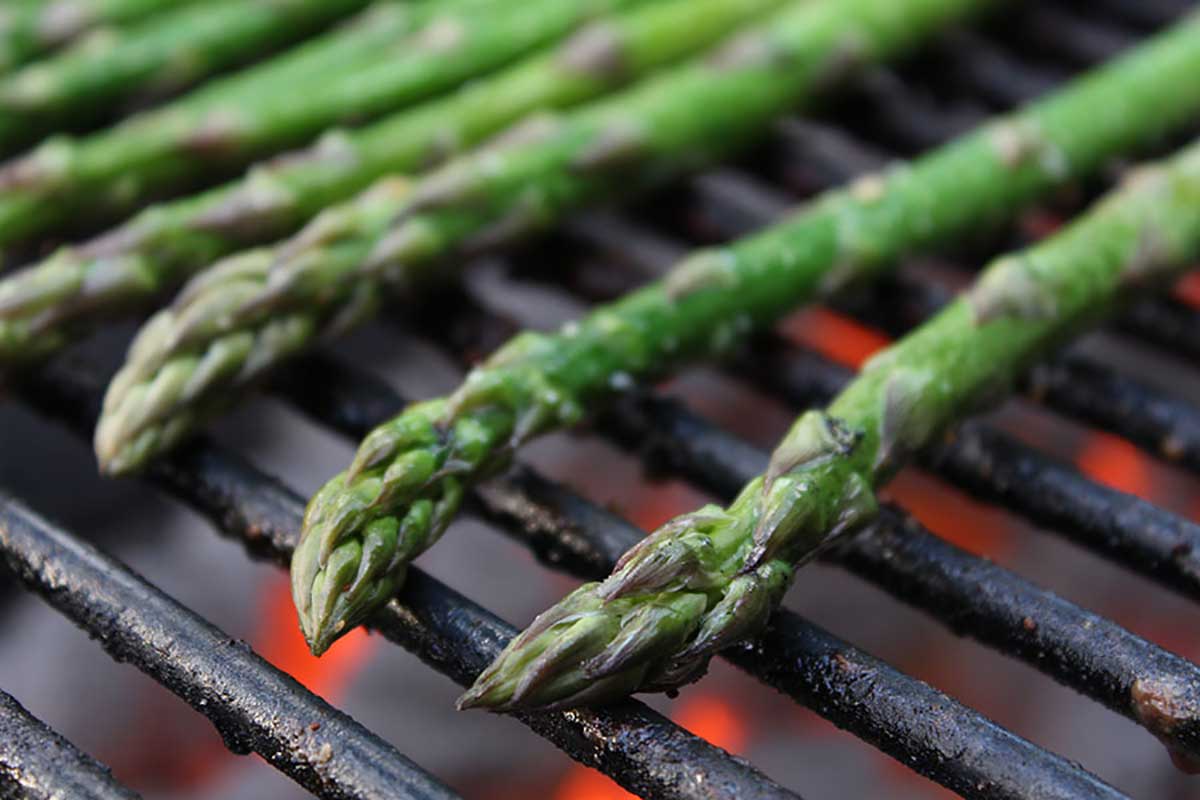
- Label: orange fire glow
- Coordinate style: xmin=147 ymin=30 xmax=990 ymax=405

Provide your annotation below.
xmin=553 ymin=692 xmax=750 ymax=799
xmin=884 ymin=470 xmax=1015 ymax=559
xmin=553 ymin=767 xmax=638 ymax=800
xmin=103 ymin=573 xmax=376 ymax=792
xmin=253 ymin=572 xmax=376 ymax=700
xmin=1174 ymin=270 xmax=1200 ymax=308
xmin=780 ymin=307 xmax=891 ymax=369
xmin=672 ymin=693 xmax=749 ymax=754
xmin=1074 ymin=431 xmax=1154 ymax=501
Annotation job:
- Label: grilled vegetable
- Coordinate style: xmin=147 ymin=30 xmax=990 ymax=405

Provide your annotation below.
xmin=0 ymin=0 xmax=621 ymax=247
xmin=95 ymin=0 xmax=999 ymax=487
xmin=272 ymin=0 xmax=1010 ymax=653
xmin=286 ymin=9 xmax=1200 ymax=656
xmin=463 ymin=138 xmax=1200 ymax=710
xmin=0 ymin=0 xmax=780 ymax=368
xmin=0 ymin=0 xmax=373 ymax=155
xmin=0 ymin=0 xmax=201 ymax=74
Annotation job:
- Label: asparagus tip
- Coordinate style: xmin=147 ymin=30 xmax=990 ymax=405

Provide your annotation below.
xmin=292 ymin=484 xmax=411 ymax=657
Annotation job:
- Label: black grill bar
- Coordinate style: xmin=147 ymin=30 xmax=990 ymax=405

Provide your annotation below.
xmin=747 ymin=333 xmax=1200 ymax=599
xmin=1030 ymin=354 xmax=1200 ymax=469
xmin=0 ymin=688 xmax=140 ymax=800
xmin=265 ymin=351 xmax=1129 ymax=800
xmin=674 ymin=138 xmax=1200 ymax=478
xmin=817 ymin=266 xmax=1200 ymax=476
xmin=828 ymin=269 xmax=1200 ymax=475
xmin=19 ymin=367 xmax=800 ymax=800
xmin=0 ymin=495 xmax=460 ymax=800
xmin=471 ymin=469 xmax=1131 ymax=800
xmin=595 ymin=390 xmax=1200 ymax=766
xmin=1118 ymin=296 xmax=1200 ymax=367
xmin=550 ymin=207 xmax=1200 ymax=601
xmin=1062 ymin=0 xmax=1198 ymax=31
xmin=999 ymin=4 xmax=1139 ymax=67
xmin=378 ymin=280 xmax=1200 ymax=766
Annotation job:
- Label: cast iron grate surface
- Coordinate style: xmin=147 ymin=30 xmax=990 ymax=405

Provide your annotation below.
xmin=2 ymin=0 xmax=1200 ymax=798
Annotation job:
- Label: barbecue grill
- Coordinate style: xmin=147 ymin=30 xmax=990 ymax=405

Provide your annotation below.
xmin=2 ymin=0 xmax=1200 ymax=797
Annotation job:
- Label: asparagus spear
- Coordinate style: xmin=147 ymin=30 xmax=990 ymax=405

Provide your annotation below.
xmin=281 ymin=11 xmax=1200 ymax=655
xmin=96 ymin=0 xmax=999 ymax=486
xmin=0 ymin=0 xmax=201 ymax=74
xmin=463 ymin=141 xmax=1200 ymax=711
xmin=0 ymin=0 xmax=628 ymax=247
xmin=0 ymin=0 xmax=375 ymax=155
xmin=0 ymin=0 xmax=782 ymax=369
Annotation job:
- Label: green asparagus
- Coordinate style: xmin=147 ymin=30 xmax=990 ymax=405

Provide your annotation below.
xmin=0 ymin=0 xmax=200 ymax=74
xmin=0 ymin=0 xmax=782 ymax=369
xmin=96 ymin=0 xmax=997 ymax=487
xmin=275 ymin=0 xmax=1020 ymax=654
xmin=462 ymin=140 xmax=1200 ymax=711
xmin=0 ymin=0 xmax=374 ymax=155
xmin=278 ymin=11 xmax=1200 ymax=656
xmin=0 ymin=0 xmax=630 ymax=247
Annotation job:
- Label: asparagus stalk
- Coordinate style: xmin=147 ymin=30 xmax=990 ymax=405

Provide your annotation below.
xmin=96 ymin=0 xmax=998 ymax=487
xmin=280 ymin=11 xmax=1200 ymax=655
xmin=0 ymin=0 xmax=375 ymax=155
xmin=0 ymin=0 xmax=625 ymax=247
xmin=0 ymin=0 xmax=782 ymax=369
xmin=463 ymin=140 xmax=1200 ymax=711
xmin=0 ymin=0 xmax=201 ymax=74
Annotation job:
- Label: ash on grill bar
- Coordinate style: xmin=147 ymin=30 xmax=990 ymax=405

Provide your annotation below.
xmin=0 ymin=1 xmax=1199 ymax=799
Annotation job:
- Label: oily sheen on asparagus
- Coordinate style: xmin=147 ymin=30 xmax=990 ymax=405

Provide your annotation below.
xmin=462 ymin=140 xmax=1200 ymax=711
xmin=282 ymin=10 xmax=1200 ymax=657
xmin=96 ymin=0 xmax=997 ymax=484
xmin=0 ymin=0 xmax=782 ymax=368
xmin=0 ymin=0 xmax=622 ymax=247
xmin=0 ymin=0 xmax=373 ymax=155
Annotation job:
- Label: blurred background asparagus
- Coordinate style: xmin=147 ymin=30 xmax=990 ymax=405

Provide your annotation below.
xmin=0 ymin=0 xmax=632 ymax=248
xmin=91 ymin=0 xmax=1001 ymax=490
xmin=0 ymin=0 xmax=202 ymax=74
xmin=0 ymin=0 xmax=782 ymax=367
xmin=0 ymin=0 xmax=375 ymax=156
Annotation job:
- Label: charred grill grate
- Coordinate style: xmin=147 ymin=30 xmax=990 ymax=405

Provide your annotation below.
xmin=3 ymin=0 xmax=1200 ymax=798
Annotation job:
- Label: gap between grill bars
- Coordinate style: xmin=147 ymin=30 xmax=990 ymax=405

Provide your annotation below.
xmin=10 ymin=366 xmax=800 ymax=800
xmin=2 ymin=0 xmax=1200 ymax=798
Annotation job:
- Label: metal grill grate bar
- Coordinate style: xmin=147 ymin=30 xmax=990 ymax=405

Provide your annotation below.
xmin=1 ymin=2 xmax=1196 ymax=798
xmin=0 ymin=494 xmax=461 ymax=800
xmin=594 ymin=389 xmax=1200 ymax=765
xmin=18 ymin=366 xmax=801 ymax=800
xmin=548 ymin=195 xmax=1200 ymax=603
xmin=0 ymin=688 xmax=140 ymax=800
xmin=268 ymin=352 xmax=1129 ymax=800
xmin=368 ymin=277 xmax=1200 ymax=766
xmin=741 ymin=333 xmax=1200 ymax=600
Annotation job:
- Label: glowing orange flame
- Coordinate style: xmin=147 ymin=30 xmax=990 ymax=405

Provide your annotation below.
xmin=780 ymin=307 xmax=891 ymax=369
xmin=672 ymin=693 xmax=749 ymax=754
xmin=253 ymin=572 xmax=376 ymax=700
xmin=553 ymin=768 xmax=637 ymax=800
xmin=553 ymin=693 xmax=751 ymax=799
xmin=884 ymin=470 xmax=1014 ymax=559
xmin=1019 ymin=209 xmax=1063 ymax=241
xmin=1174 ymin=270 xmax=1200 ymax=308
xmin=102 ymin=573 xmax=376 ymax=791
xmin=1074 ymin=432 xmax=1153 ymax=501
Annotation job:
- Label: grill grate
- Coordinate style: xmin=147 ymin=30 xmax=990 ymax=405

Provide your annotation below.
xmin=0 ymin=687 xmax=138 ymax=800
xmin=3 ymin=0 xmax=1200 ymax=798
